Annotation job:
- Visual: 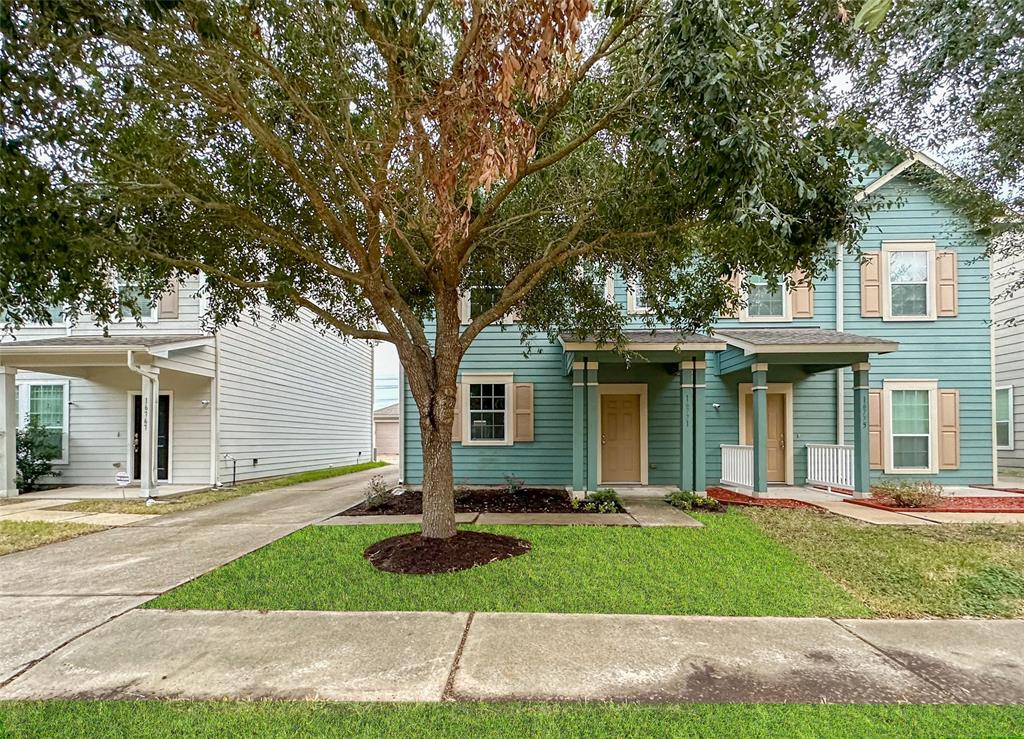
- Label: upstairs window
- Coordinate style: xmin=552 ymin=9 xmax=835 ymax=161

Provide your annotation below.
xmin=997 ymin=386 xmax=1014 ymax=450
xmin=626 ymin=282 xmax=651 ymax=314
xmin=888 ymin=251 xmax=930 ymax=317
xmin=118 ymin=283 xmax=158 ymax=322
xmin=744 ymin=276 xmax=788 ymax=320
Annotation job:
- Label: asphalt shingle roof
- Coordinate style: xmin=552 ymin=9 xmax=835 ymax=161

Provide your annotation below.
xmin=0 ymin=334 xmax=210 ymax=349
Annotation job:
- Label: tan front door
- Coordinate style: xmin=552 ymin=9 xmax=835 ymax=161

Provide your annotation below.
xmin=601 ymin=393 xmax=642 ymax=483
xmin=744 ymin=393 xmax=787 ymax=483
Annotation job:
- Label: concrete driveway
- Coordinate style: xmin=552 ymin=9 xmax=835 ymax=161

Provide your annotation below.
xmin=0 ymin=465 xmax=397 ymax=685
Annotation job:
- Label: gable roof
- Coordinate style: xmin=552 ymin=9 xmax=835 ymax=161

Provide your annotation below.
xmin=374 ymin=402 xmax=400 ymax=419
xmin=854 ymin=150 xmax=956 ymax=202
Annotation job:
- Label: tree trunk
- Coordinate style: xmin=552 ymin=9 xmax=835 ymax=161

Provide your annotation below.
xmin=420 ymin=421 xmax=457 ymax=539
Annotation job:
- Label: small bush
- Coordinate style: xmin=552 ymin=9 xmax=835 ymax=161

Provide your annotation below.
xmin=16 ymin=416 xmax=61 ymax=492
xmin=504 ymin=473 xmax=524 ymax=496
xmin=871 ymin=479 xmax=943 ymax=508
xmin=572 ymin=488 xmax=622 ymax=513
xmin=364 ymin=475 xmax=393 ymax=510
xmin=666 ymin=489 xmax=724 ymax=513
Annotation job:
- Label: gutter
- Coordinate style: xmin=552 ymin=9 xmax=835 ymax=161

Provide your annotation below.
xmin=836 ymin=241 xmax=845 ymax=445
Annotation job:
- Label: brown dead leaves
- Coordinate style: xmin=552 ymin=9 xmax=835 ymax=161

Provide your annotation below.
xmin=407 ymin=0 xmax=593 ymax=254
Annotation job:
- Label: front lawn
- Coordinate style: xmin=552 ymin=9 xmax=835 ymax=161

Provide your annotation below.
xmin=2 ymin=701 xmax=1023 ymax=738
xmin=0 ymin=520 xmax=108 ymax=556
xmin=54 ymin=461 xmax=389 ymax=516
xmin=148 ymin=511 xmax=867 ymax=616
xmin=748 ymin=508 xmax=1024 ymax=618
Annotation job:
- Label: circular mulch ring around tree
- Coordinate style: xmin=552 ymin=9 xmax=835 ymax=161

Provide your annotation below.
xmin=364 ymin=530 xmax=531 ymax=575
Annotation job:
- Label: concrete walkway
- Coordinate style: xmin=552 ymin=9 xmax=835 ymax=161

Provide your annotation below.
xmin=2 ymin=610 xmax=1022 ymax=704
xmin=0 ymin=465 xmax=397 ymax=685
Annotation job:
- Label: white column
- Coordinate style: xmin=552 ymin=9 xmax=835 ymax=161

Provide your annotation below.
xmin=139 ymin=366 xmax=160 ymax=498
xmin=0 ymin=367 xmax=17 ymax=497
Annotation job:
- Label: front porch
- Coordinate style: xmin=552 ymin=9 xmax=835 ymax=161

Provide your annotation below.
xmin=558 ymin=328 xmax=898 ymax=498
xmin=0 ymin=334 xmax=217 ymax=498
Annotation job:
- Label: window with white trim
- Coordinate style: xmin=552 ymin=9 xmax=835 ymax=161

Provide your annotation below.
xmin=16 ymin=380 xmax=70 ymax=464
xmin=883 ymin=241 xmax=935 ymax=320
xmin=627 ymin=282 xmax=651 ymax=314
xmin=997 ymin=386 xmax=1014 ymax=450
xmin=460 ymin=286 xmax=515 ymax=324
xmin=118 ymin=283 xmax=158 ymax=321
xmin=744 ymin=275 xmax=788 ymax=320
xmin=461 ymin=373 xmax=513 ymax=445
xmin=883 ymin=379 xmax=938 ymax=474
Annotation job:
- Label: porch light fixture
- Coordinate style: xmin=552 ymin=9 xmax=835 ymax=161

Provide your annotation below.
xmin=712 ymin=403 xmax=721 ymax=411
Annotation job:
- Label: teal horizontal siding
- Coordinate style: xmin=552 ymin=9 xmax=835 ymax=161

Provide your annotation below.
xmin=403 ymin=172 xmax=994 ymax=487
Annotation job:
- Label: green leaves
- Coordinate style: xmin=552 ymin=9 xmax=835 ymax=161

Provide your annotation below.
xmin=853 ymin=0 xmax=893 ymax=33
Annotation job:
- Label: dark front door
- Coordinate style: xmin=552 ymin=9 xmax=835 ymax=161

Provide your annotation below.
xmin=132 ymin=394 xmax=170 ymax=481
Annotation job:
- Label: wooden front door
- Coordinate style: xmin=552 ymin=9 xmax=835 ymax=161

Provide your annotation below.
xmin=744 ymin=392 xmax=787 ymax=483
xmin=601 ymin=393 xmax=642 ymax=483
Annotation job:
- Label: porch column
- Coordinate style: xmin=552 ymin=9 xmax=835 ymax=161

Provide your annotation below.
xmin=678 ymin=360 xmax=708 ymax=493
xmin=852 ymin=362 xmax=871 ymax=498
xmin=139 ymin=366 xmax=160 ymax=498
xmin=572 ymin=361 xmax=599 ymax=494
xmin=0 ymin=367 xmax=17 ymax=497
xmin=751 ymin=362 xmax=769 ymax=495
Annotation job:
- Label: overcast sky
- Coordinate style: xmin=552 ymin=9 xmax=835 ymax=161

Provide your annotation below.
xmin=374 ymin=341 xmax=400 ymax=409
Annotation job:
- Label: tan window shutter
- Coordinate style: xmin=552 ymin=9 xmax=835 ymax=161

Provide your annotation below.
xmin=938 ymin=389 xmax=960 ymax=469
xmin=861 ymin=253 xmax=882 ymax=317
xmin=935 ymin=251 xmax=958 ymax=317
xmin=513 ymin=383 xmax=534 ymax=442
xmin=722 ymin=272 xmax=742 ymax=318
xmin=790 ymin=269 xmax=814 ymax=318
xmin=450 ymin=385 xmax=463 ymax=443
xmin=158 ymin=283 xmax=179 ymax=319
xmin=869 ymin=389 xmax=883 ymax=469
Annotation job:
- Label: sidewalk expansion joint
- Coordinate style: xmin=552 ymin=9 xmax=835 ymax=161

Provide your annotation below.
xmin=442 ymin=612 xmax=475 ymax=702
xmin=829 ymin=618 xmax=957 ymax=702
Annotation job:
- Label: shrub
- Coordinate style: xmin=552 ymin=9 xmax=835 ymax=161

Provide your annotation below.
xmin=364 ymin=474 xmax=392 ymax=510
xmin=871 ymin=479 xmax=943 ymax=508
xmin=504 ymin=473 xmax=524 ymax=496
xmin=666 ymin=489 xmax=724 ymax=513
xmin=16 ymin=416 xmax=61 ymax=492
xmin=572 ymin=488 xmax=622 ymax=513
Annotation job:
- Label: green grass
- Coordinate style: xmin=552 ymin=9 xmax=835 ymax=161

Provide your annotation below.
xmin=54 ymin=461 xmax=389 ymax=515
xmin=3 ymin=701 xmax=1023 ymax=738
xmin=747 ymin=507 xmax=1024 ymax=618
xmin=148 ymin=510 xmax=866 ymax=616
xmin=0 ymin=519 xmax=108 ymax=556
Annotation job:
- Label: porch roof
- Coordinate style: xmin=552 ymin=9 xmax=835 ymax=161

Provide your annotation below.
xmin=713 ymin=328 xmax=898 ymax=355
xmin=559 ymin=330 xmax=727 ymax=353
xmin=0 ymin=333 xmax=216 ymax=377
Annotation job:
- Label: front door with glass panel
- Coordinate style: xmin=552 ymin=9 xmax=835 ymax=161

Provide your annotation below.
xmin=600 ymin=393 xmax=642 ymax=483
xmin=744 ymin=392 xmax=787 ymax=483
xmin=132 ymin=394 xmax=171 ymax=481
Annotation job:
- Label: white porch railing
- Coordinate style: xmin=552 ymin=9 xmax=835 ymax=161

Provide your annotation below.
xmin=806 ymin=444 xmax=854 ymax=491
xmin=720 ymin=445 xmax=754 ymax=489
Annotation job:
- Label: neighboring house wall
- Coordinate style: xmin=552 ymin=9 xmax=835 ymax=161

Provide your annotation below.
xmin=217 ymin=317 xmax=374 ymax=482
xmin=994 ymin=251 xmax=1024 ymax=470
xmin=402 ymin=164 xmax=995 ymax=488
xmin=374 ymin=419 xmax=400 ymax=456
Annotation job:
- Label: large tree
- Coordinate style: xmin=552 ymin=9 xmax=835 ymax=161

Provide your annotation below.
xmin=2 ymin=0 xmax=877 ymax=539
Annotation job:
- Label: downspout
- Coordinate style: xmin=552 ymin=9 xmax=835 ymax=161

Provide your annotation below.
xmin=398 ymin=362 xmax=405 ymax=484
xmin=210 ymin=334 xmax=220 ymax=487
xmin=691 ymin=356 xmax=698 ymax=491
xmin=835 ymin=241 xmax=845 ymax=445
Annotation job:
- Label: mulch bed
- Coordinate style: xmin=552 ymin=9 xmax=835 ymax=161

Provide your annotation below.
xmin=851 ymin=496 xmax=1024 ymax=513
xmin=706 ymin=486 xmax=824 ymax=511
xmin=344 ymin=487 xmax=624 ymax=515
xmin=363 ymin=530 xmax=531 ymax=574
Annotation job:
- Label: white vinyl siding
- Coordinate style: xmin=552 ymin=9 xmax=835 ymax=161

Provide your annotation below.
xmin=216 ymin=312 xmax=373 ymax=481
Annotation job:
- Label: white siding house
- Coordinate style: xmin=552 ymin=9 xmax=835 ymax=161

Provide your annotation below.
xmin=0 ymin=276 xmax=374 ymax=497
xmin=994 ymin=250 xmax=1024 ymax=472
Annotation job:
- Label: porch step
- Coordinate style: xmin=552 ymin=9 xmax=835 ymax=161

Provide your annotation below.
xmin=619 ymin=497 xmax=704 ymax=528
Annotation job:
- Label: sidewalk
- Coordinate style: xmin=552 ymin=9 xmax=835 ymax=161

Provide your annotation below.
xmin=0 ymin=465 xmax=397 ymax=684
xmin=1 ymin=609 xmax=1021 ymax=704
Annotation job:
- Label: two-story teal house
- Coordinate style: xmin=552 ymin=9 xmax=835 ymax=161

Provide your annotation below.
xmin=399 ymin=152 xmax=996 ymax=497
